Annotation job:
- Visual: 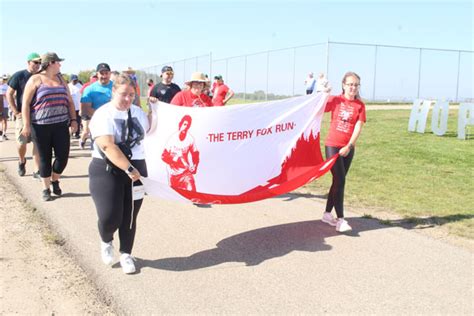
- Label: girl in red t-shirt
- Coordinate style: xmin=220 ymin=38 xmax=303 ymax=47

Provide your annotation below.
xmin=321 ymin=72 xmax=366 ymax=232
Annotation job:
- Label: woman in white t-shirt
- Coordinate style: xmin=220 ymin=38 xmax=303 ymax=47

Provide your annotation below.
xmin=89 ymin=73 xmax=151 ymax=274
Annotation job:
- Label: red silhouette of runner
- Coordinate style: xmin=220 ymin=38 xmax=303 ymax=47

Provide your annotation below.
xmin=162 ymin=115 xmax=200 ymax=191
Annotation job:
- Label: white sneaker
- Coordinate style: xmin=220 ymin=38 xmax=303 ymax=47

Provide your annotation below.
xmin=321 ymin=212 xmax=337 ymax=226
xmin=101 ymin=241 xmax=114 ymax=265
xmin=336 ymin=219 xmax=352 ymax=232
xmin=120 ymin=253 xmax=136 ymax=274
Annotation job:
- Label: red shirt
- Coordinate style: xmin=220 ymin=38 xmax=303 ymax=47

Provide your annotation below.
xmin=147 ymin=84 xmax=155 ymax=97
xmin=170 ymin=90 xmax=212 ymax=107
xmin=324 ymin=94 xmax=366 ymax=147
xmin=212 ymin=83 xmax=229 ymax=106
xmin=80 ymin=77 xmax=98 ymax=94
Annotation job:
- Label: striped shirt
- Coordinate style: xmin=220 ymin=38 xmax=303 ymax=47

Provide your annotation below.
xmin=31 ymin=84 xmax=70 ymax=125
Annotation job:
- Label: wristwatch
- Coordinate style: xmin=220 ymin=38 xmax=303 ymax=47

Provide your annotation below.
xmin=125 ymin=164 xmax=135 ymax=175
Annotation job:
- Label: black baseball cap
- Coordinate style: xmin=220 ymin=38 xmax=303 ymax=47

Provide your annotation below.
xmin=161 ymin=66 xmax=173 ymax=73
xmin=96 ymin=63 xmax=111 ymax=72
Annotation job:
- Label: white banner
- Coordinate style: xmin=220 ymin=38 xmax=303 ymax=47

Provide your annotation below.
xmin=143 ymin=93 xmax=337 ymax=204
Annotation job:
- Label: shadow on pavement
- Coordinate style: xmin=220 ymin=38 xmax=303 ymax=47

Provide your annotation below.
xmin=386 ymin=213 xmax=474 ymax=230
xmin=0 ymin=156 xmax=20 ymax=163
xmin=61 ymin=192 xmax=91 ymax=198
xmin=136 ymin=217 xmax=383 ymax=272
xmin=60 ymin=174 xmax=89 ymax=179
xmin=277 ymin=192 xmax=327 ymax=201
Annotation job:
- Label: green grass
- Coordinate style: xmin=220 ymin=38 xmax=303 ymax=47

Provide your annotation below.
xmin=304 ymin=109 xmax=474 ymax=238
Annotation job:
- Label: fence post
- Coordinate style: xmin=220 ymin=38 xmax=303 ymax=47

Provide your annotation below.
xmin=325 ymin=38 xmax=330 ymax=79
xmin=244 ymin=56 xmax=247 ymax=102
xmin=455 ymin=51 xmax=461 ymax=102
xmin=266 ymin=52 xmax=270 ymax=101
xmin=183 ymin=60 xmax=186 ymax=85
xmin=292 ymin=47 xmax=296 ymax=96
xmin=209 ymin=52 xmax=213 ymax=80
xmin=417 ymin=48 xmax=422 ymax=99
xmin=225 ymin=59 xmax=228 ymax=83
xmin=372 ymin=45 xmax=378 ymax=101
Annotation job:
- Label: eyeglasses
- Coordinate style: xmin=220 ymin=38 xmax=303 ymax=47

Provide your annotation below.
xmin=344 ymin=83 xmax=360 ymax=88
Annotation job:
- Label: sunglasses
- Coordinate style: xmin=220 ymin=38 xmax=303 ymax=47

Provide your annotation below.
xmin=30 ymin=61 xmax=41 ymax=65
xmin=344 ymin=83 xmax=360 ymax=88
xmin=164 ymin=71 xmax=174 ymax=76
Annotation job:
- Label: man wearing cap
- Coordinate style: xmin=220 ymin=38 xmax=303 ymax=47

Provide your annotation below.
xmin=79 ymin=63 xmax=113 ymax=149
xmin=68 ymin=74 xmax=83 ymax=138
xmin=0 ymin=75 xmax=10 ymax=140
xmin=170 ymin=72 xmax=212 ymax=107
xmin=211 ymin=75 xmax=234 ymax=106
xmin=149 ymin=66 xmax=181 ymax=104
xmin=6 ymin=52 xmax=42 ymax=177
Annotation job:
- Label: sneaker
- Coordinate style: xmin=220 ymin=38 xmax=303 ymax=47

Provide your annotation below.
xmin=1 ymin=134 xmax=7 ymax=141
xmin=101 ymin=241 xmax=114 ymax=265
xmin=79 ymin=141 xmax=85 ymax=149
xmin=32 ymin=171 xmax=41 ymax=180
xmin=42 ymin=189 xmax=52 ymax=201
xmin=18 ymin=161 xmax=26 ymax=176
xmin=51 ymin=180 xmax=62 ymax=196
xmin=120 ymin=253 xmax=136 ymax=274
xmin=336 ymin=219 xmax=352 ymax=232
xmin=322 ymin=212 xmax=338 ymax=226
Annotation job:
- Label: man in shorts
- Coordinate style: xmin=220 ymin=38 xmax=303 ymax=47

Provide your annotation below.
xmin=6 ymin=52 xmax=42 ymax=177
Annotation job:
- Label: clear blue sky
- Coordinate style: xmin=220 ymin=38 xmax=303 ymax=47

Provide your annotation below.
xmin=1 ymin=0 xmax=472 ymax=75
xmin=1 ymin=0 xmax=472 ymax=100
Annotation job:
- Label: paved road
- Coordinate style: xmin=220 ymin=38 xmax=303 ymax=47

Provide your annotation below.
xmin=0 ymin=126 xmax=472 ymax=314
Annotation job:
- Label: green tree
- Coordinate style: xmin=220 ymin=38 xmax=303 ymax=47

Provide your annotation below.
xmin=78 ymin=70 xmax=95 ymax=84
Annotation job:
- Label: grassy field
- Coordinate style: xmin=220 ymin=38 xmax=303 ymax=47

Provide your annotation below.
xmin=305 ymin=109 xmax=473 ymax=238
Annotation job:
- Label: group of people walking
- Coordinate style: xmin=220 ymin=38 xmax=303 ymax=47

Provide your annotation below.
xmin=2 ymin=52 xmax=365 ymax=274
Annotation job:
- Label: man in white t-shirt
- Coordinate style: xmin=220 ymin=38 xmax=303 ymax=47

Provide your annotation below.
xmin=68 ymin=74 xmax=83 ymax=138
xmin=0 ymin=75 xmax=9 ymax=140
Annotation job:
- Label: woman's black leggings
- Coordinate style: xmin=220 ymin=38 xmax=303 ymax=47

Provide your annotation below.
xmin=32 ymin=122 xmax=70 ymax=178
xmin=325 ymin=146 xmax=355 ymax=218
xmin=89 ymin=158 xmax=147 ymax=254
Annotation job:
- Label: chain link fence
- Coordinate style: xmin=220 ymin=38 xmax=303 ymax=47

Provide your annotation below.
xmin=138 ymin=40 xmax=473 ymax=102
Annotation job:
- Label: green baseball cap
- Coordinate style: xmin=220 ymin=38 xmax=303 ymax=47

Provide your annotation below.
xmin=27 ymin=52 xmax=41 ymax=62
